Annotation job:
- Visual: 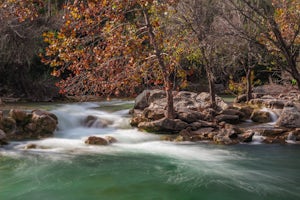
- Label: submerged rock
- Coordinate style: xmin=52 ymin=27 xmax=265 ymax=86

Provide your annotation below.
xmin=83 ymin=115 xmax=113 ymax=128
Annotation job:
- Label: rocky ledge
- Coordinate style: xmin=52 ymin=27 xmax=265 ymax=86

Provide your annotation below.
xmin=0 ymin=109 xmax=58 ymax=145
xmin=130 ymin=89 xmax=300 ymax=145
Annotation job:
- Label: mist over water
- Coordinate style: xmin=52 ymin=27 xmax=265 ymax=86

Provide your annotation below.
xmin=1 ymin=101 xmax=300 ymax=200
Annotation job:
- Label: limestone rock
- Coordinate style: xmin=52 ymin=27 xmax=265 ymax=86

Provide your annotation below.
xmin=9 ymin=109 xmax=28 ymax=122
xmin=138 ymin=118 xmax=189 ymax=133
xmin=239 ymin=130 xmax=255 ymax=143
xmin=177 ymin=109 xmax=204 ymax=123
xmin=133 ymin=89 xmax=166 ymax=110
xmin=143 ymin=108 xmax=165 ymax=121
xmin=215 ymin=114 xmax=240 ymax=124
xmin=276 ymin=106 xmax=300 ymax=128
xmin=85 ymin=136 xmax=109 ymax=145
xmin=31 ymin=110 xmax=58 ymax=135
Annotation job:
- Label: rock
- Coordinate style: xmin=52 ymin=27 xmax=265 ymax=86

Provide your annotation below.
xmin=104 ymin=136 xmax=117 ymax=144
xmin=215 ymin=114 xmax=240 ymax=124
xmin=259 ymin=128 xmax=288 ymax=137
xmin=189 ymin=120 xmax=216 ymax=130
xmin=287 ymin=132 xmax=297 ymax=141
xmin=9 ymin=109 xmax=28 ymax=122
xmin=138 ymin=118 xmax=189 ymax=133
xmin=239 ymin=130 xmax=255 ymax=143
xmin=220 ymin=109 xmax=245 ymax=120
xmin=0 ymin=117 xmax=16 ymax=134
xmin=238 ymin=106 xmax=254 ymax=120
xmin=130 ymin=109 xmax=147 ymax=126
xmin=250 ymin=110 xmax=272 ymax=123
xmin=0 ymin=129 xmax=8 ymax=145
xmin=31 ymin=110 xmax=58 ymax=135
xmin=133 ymin=89 xmax=166 ymax=110
xmin=213 ymin=134 xmax=238 ymax=145
xmin=83 ymin=115 xmax=113 ymax=128
xmin=196 ymin=92 xmax=228 ymax=110
xmin=266 ymin=100 xmax=285 ymax=109
xmin=177 ymin=109 xmax=204 ymax=123
xmin=276 ymin=106 xmax=300 ymax=128
xmin=143 ymin=108 xmax=165 ymax=121
xmin=85 ymin=136 xmax=109 ymax=145
xmin=263 ymin=136 xmax=286 ymax=144
xmin=24 ymin=143 xmax=37 ymax=149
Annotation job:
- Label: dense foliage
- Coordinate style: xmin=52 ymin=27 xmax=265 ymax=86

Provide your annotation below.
xmin=0 ymin=0 xmax=299 ymax=105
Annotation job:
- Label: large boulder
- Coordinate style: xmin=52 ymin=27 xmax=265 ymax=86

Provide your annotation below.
xmin=276 ymin=103 xmax=300 ymax=128
xmin=133 ymin=89 xmax=166 ymax=110
xmin=30 ymin=110 xmax=58 ymax=135
xmin=138 ymin=118 xmax=189 ymax=133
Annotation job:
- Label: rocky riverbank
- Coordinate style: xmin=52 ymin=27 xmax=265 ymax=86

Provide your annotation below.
xmin=0 ymin=109 xmax=58 ymax=145
xmin=130 ymin=89 xmax=300 ymax=145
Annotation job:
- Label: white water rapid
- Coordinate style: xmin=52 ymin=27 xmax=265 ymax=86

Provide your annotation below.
xmin=4 ymin=101 xmax=240 ymax=162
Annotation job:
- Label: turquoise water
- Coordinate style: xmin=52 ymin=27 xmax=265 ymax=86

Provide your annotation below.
xmin=1 ymin=101 xmax=300 ymax=200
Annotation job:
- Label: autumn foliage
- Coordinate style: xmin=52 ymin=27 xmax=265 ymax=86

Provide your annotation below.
xmin=42 ymin=0 xmax=184 ymax=99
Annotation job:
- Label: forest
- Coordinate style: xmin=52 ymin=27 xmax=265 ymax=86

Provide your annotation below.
xmin=0 ymin=0 xmax=299 ymax=106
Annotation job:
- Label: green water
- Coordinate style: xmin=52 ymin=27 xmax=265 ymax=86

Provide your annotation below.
xmin=1 ymin=145 xmax=300 ymax=200
xmin=1 ymin=101 xmax=300 ymax=200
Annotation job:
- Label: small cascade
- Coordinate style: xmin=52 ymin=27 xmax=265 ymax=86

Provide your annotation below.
xmin=260 ymin=107 xmax=278 ymax=123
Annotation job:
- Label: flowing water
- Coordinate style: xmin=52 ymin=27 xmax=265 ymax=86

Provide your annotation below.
xmin=1 ymin=101 xmax=300 ymax=200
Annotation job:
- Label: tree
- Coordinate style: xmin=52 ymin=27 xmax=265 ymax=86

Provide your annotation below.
xmin=175 ymin=0 xmax=221 ymax=108
xmin=43 ymin=0 xmax=182 ymax=118
xmin=226 ymin=0 xmax=300 ymax=89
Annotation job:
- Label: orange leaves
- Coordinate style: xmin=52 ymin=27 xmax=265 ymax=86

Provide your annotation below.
xmin=0 ymin=0 xmax=42 ymax=22
xmin=41 ymin=0 xmax=183 ymax=96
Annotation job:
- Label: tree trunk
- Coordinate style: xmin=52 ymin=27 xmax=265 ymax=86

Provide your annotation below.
xmin=143 ymin=8 xmax=175 ymax=119
xmin=165 ymin=81 xmax=175 ymax=119
xmin=205 ymin=65 xmax=216 ymax=109
xmin=246 ymin=67 xmax=252 ymax=102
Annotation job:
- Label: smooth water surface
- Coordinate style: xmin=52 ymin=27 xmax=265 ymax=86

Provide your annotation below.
xmin=1 ymin=101 xmax=300 ymax=200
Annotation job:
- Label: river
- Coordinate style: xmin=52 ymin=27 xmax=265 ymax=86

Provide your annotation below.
xmin=1 ymin=101 xmax=300 ymax=200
